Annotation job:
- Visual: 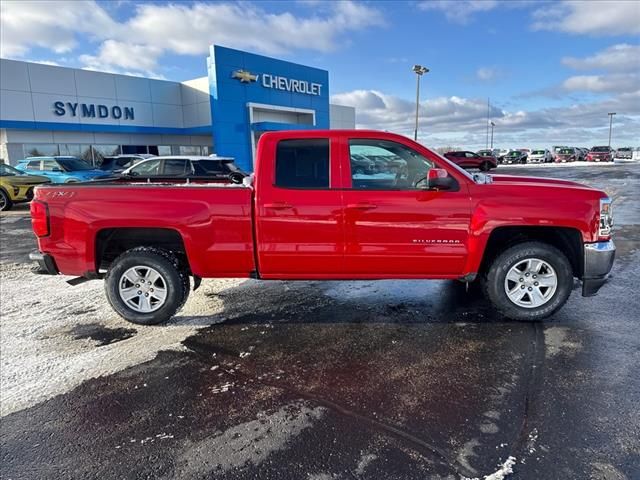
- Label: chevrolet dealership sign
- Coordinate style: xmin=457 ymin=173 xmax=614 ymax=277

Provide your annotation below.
xmin=232 ymin=69 xmax=322 ymax=96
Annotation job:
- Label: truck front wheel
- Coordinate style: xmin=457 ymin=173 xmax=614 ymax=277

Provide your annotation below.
xmin=483 ymin=241 xmax=573 ymax=321
xmin=105 ymin=247 xmax=190 ymax=325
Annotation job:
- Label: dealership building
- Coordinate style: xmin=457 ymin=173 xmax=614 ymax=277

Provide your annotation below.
xmin=0 ymin=45 xmax=355 ymax=171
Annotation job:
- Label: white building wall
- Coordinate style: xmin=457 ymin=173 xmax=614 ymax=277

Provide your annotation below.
xmin=330 ymin=104 xmax=356 ymax=129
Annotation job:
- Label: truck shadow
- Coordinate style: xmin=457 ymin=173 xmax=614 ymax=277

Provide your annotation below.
xmin=171 ymin=277 xmax=504 ymax=328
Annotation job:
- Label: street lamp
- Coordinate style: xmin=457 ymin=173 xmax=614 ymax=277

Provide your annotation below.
xmin=412 ymin=64 xmax=429 ymax=141
xmin=608 ymin=112 xmax=616 ymax=148
xmin=490 ymin=121 xmax=495 ymax=149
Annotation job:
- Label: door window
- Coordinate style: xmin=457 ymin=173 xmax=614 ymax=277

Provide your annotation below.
xmin=275 ymin=139 xmax=330 ymax=189
xmin=349 ymin=139 xmax=433 ymax=190
xmin=26 ymin=160 xmax=41 ymax=170
xmin=130 ymin=159 xmax=161 ymax=176
xmin=162 ymin=159 xmax=188 ymax=175
xmin=465 ymin=152 xmax=477 ymax=158
xmin=42 ymin=160 xmax=60 ymax=171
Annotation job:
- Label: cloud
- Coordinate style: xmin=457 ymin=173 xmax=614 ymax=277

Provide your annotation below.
xmin=476 ymin=67 xmax=499 ymax=81
xmin=330 ymin=88 xmax=640 ymax=148
xmin=0 ymin=0 xmax=384 ymax=76
xmin=417 ymin=0 xmax=498 ymax=24
xmin=562 ymin=73 xmax=640 ymax=94
xmin=0 ymin=0 xmax=118 ymax=57
xmin=79 ymin=40 xmax=163 ymax=77
xmin=562 ymin=44 xmax=640 ymax=72
xmin=532 ymin=1 xmax=640 ymax=36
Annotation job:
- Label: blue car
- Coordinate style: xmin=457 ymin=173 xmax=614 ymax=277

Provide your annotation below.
xmin=16 ymin=156 xmax=113 ymax=183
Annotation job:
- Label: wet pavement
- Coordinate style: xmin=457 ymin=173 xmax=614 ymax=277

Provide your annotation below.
xmin=1 ymin=164 xmax=639 ymax=479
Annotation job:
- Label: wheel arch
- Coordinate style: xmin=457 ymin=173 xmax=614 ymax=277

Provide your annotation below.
xmin=95 ymin=227 xmax=190 ymax=273
xmin=478 ymin=226 xmax=583 ymax=279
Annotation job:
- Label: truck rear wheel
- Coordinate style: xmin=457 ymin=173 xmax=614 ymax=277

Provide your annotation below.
xmin=105 ymin=247 xmax=190 ymax=325
xmin=483 ymin=241 xmax=573 ymax=321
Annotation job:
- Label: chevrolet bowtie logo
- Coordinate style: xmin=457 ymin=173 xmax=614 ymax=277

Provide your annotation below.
xmin=232 ymin=70 xmax=258 ymax=83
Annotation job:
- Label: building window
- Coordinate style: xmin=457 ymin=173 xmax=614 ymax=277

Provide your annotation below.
xmin=202 ymin=146 xmax=214 ymax=156
xmin=80 ymin=145 xmax=93 ymax=163
xmin=156 ymin=146 xmax=172 ymax=156
xmin=58 ymin=144 xmax=81 ymax=156
xmin=24 ymin=144 xmax=59 ymax=157
xmin=179 ymin=146 xmax=202 ymax=155
xmin=92 ymin=145 xmax=120 ymax=166
xmin=275 ymin=139 xmax=330 ymax=189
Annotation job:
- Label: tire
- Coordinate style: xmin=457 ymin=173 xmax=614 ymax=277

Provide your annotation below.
xmin=479 ymin=161 xmax=491 ymax=172
xmin=482 ymin=241 xmax=573 ymax=321
xmin=0 ymin=189 xmax=13 ymax=211
xmin=105 ymin=247 xmax=190 ymax=325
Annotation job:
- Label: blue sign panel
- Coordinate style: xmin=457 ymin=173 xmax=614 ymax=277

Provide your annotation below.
xmin=209 ymin=45 xmax=329 ymax=172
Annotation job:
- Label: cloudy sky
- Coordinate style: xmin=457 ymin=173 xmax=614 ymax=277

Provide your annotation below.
xmin=1 ymin=0 xmax=638 ymax=149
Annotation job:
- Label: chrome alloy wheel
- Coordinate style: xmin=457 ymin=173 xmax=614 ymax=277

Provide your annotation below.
xmin=118 ymin=266 xmax=168 ymax=313
xmin=504 ymin=258 xmax=558 ymax=308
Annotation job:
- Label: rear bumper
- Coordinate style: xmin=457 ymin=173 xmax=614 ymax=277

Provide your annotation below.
xmin=582 ymin=240 xmax=615 ymax=296
xmin=29 ymin=251 xmax=59 ymax=275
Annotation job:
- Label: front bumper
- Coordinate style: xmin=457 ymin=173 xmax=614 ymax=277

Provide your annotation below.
xmin=29 ymin=251 xmax=59 ymax=275
xmin=582 ymin=240 xmax=615 ymax=296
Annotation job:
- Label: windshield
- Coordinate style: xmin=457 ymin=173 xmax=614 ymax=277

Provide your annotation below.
xmin=559 ymin=148 xmax=574 ymax=154
xmin=0 ymin=164 xmax=22 ymax=176
xmin=618 ymin=148 xmax=631 ymax=152
xmin=591 ymin=146 xmax=609 ymax=152
xmin=507 ymin=151 xmax=520 ymax=156
xmin=57 ymin=158 xmax=93 ymax=171
xmin=532 ymin=150 xmax=545 ymax=155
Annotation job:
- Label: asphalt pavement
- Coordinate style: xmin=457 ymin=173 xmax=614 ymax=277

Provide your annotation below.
xmin=1 ymin=163 xmax=638 ymax=480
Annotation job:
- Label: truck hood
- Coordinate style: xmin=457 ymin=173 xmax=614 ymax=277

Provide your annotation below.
xmin=489 ymin=174 xmax=590 ymax=189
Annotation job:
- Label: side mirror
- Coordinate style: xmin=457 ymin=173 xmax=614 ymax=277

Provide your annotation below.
xmin=422 ymin=168 xmax=455 ymax=190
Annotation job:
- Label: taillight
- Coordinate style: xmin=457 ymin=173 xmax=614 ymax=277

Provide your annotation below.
xmin=30 ymin=200 xmax=50 ymax=237
xmin=599 ymin=197 xmax=613 ymax=239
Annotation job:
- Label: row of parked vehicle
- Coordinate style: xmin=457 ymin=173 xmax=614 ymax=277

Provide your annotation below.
xmin=0 ymin=154 xmax=247 ymax=210
xmin=444 ymin=145 xmax=636 ymax=171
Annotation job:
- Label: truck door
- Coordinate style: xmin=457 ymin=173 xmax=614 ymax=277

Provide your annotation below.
xmin=255 ymin=137 xmax=344 ymax=277
xmin=341 ymin=137 xmax=471 ymax=276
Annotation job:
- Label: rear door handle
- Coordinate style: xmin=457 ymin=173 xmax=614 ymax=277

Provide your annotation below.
xmin=264 ymin=202 xmax=293 ymax=210
xmin=346 ymin=203 xmax=377 ymax=210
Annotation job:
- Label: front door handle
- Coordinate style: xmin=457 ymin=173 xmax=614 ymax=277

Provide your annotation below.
xmin=264 ymin=202 xmax=293 ymax=210
xmin=346 ymin=203 xmax=377 ymax=210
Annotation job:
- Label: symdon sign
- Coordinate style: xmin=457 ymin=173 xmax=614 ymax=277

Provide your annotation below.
xmin=53 ymin=101 xmax=135 ymax=120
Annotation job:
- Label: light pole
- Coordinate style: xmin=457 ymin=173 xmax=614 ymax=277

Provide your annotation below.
xmin=490 ymin=121 xmax=495 ymax=149
xmin=412 ymin=64 xmax=429 ymax=141
xmin=608 ymin=112 xmax=616 ymax=148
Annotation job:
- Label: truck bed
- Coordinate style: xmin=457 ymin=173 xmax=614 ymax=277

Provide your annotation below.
xmin=32 ymin=181 xmax=256 ymax=278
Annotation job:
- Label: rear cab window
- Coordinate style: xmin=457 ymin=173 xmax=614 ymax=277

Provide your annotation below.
xmin=275 ymin=139 xmax=330 ymax=189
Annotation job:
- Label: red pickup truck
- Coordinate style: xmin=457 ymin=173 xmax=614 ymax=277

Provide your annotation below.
xmin=29 ymin=130 xmax=615 ymax=324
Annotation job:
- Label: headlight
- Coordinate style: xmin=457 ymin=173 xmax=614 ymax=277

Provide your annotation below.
xmin=599 ymin=197 xmax=613 ymax=238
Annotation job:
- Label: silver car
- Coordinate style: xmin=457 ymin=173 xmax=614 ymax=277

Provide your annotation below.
xmin=528 ymin=149 xmax=552 ymax=163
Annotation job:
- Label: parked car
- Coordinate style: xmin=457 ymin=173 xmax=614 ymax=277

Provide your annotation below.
xmin=555 ymin=147 xmax=578 ymax=163
xmin=30 ymin=129 xmax=615 ymax=325
xmin=551 ymin=146 xmax=567 ymax=162
xmin=121 ymin=155 xmax=247 ymax=183
xmin=444 ymin=151 xmax=497 ymax=171
xmin=349 ymin=154 xmax=376 ymax=175
xmin=497 ymin=149 xmax=512 ymax=163
xmin=614 ymin=147 xmax=633 ymax=160
xmin=586 ymin=146 xmax=614 ymax=162
xmin=502 ymin=150 xmax=528 ymax=164
xmin=100 ymin=154 xmax=155 ymax=174
xmin=528 ymin=149 xmax=552 ymax=164
xmin=633 ymin=147 xmax=640 ymax=161
xmin=477 ymin=149 xmax=500 ymax=158
xmin=16 ymin=156 xmax=112 ymax=183
xmin=0 ymin=163 xmax=51 ymax=211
